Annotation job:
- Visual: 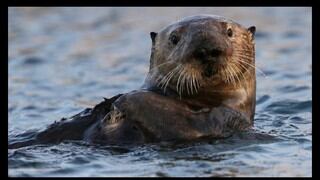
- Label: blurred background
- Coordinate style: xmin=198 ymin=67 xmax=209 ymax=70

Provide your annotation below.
xmin=8 ymin=7 xmax=311 ymax=177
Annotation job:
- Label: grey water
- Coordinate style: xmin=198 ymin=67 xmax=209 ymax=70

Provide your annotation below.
xmin=8 ymin=7 xmax=312 ymax=177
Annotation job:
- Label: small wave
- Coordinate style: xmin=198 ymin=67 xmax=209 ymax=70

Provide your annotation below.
xmin=256 ymin=95 xmax=270 ymax=105
xmin=278 ymin=85 xmax=309 ymax=93
xmin=22 ymin=57 xmax=44 ymax=65
xmin=265 ymin=100 xmax=311 ymax=114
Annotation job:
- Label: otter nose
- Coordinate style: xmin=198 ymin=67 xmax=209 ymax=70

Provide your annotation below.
xmin=193 ymin=47 xmax=222 ymax=62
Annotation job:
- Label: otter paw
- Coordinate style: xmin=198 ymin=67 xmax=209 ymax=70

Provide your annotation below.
xmin=102 ymin=106 xmax=125 ymax=125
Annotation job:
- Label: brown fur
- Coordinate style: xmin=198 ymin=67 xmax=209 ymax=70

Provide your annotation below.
xmin=9 ymin=15 xmax=256 ymax=148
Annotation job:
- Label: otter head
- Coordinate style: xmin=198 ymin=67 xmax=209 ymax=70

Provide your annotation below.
xmin=146 ymin=15 xmax=256 ymax=97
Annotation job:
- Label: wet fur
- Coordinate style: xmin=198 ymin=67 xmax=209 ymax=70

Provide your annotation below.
xmin=9 ymin=15 xmax=256 ymax=149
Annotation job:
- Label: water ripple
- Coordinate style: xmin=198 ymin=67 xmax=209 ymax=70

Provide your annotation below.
xmin=8 ymin=7 xmax=312 ymax=177
xmin=265 ymin=100 xmax=311 ymax=114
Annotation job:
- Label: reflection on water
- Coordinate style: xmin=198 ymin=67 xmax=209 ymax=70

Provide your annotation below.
xmin=8 ymin=7 xmax=311 ymax=177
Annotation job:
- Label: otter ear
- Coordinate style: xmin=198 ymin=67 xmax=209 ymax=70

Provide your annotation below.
xmin=248 ymin=26 xmax=256 ymax=36
xmin=150 ymin=32 xmax=157 ymax=45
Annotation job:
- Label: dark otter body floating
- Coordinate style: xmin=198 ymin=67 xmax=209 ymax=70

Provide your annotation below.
xmin=9 ymin=15 xmax=256 ymax=149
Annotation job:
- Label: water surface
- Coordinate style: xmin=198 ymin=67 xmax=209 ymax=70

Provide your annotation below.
xmin=8 ymin=7 xmax=312 ymax=177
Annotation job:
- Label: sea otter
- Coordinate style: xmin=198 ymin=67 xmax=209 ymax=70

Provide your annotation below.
xmin=9 ymin=14 xmax=256 ymax=149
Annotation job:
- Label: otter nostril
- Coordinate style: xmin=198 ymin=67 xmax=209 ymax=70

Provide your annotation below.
xmin=210 ymin=49 xmax=222 ymax=57
xmin=132 ymin=125 xmax=138 ymax=131
xmin=194 ymin=48 xmax=207 ymax=59
xmin=199 ymin=48 xmax=206 ymax=55
xmin=194 ymin=48 xmax=222 ymax=61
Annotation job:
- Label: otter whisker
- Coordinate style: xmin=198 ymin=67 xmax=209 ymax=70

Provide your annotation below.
xmin=234 ymin=53 xmax=265 ymax=68
xmin=178 ymin=69 xmax=184 ymax=96
xmin=223 ymin=65 xmax=230 ymax=84
xmin=179 ymin=66 xmax=189 ymax=96
xmin=233 ymin=54 xmax=257 ymax=66
xmin=230 ymin=65 xmax=237 ymax=84
xmin=233 ymin=53 xmax=255 ymax=61
xmin=233 ymin=50 xmax=253 ymax=55
xmin=234 ymin=55 xmax=254 ymax=61
xmin=222 ymin=66 xmax=230 ymax=84
xmin=195 ymin=72 xmax=201 ymax=92
xmin=233 ymin=52 xmax=254 ymax=57
xmin=155 ymin=73 xmax=166 ymax=86
xmin=229 ymin=64 xmax=237 ymax=84
xmin=182 ymin=68 xmax=190 ymax=95
xmin=188 ymin=69 xmax=194 ymax=95
xmin=159 ymin=70 xmax=172 ymax=86
xmin=186 ymin=73 xmax=190 ymax=95
xmin=232 ymin=61 xmax=247 ymax=82
xmin=191 ymin=71 xmax=197 ymax=94
xmin=233 ymin=62 xmax=247 ymax=88
xmin=187 ymin=70 xmax=192 ymax=95
xmin=232 ymin=60 xmax=251 ymax=77
xmin=163 ymin=65 xmax=181 ymax=93
xmin=229 ymin=62 xmax=237 ymax=84
xmin=228 ymin=64 xmax=237 ymax=85
xmin=225 ymin=65 xmax=235 ymax=85
xmin=161 ymin=66 xmax=179 ymax=89
xmin=233 ymin=49 xmax=254 ymax=54
xmin=166 ymin=65 xmax=180 ymax=86
xmin=153 ymin=72 xmax=166 ymax=84
xmin=232 ymin=55 xmax=254 ymax=63
xmin=236 ymin=59 xmax=266 ymax=78
xmin=149 ymin=60 xmax=176 ymax=74
xmin=156 ymin=65 xmax=177 ymax=89
xmin=161 ymin=70 xmax=173 ymax=90
xmin=176 ymin=66 xmax=185 ymax=97
xmin=230 ymin=63 xmax=241 ymax=85
xmin=221 ymin=67 xmax=226 ymax=83
xmin=188 ymin=71 xmax=194 ymax=95
xmin=187 ymin=68 xmax=194 ymax=95
xmin=192 ymin=69 xmax=200 ymax=91
xmin=233 ymin=47 xmax=253 ymax=51
xmin=231 ymin=63 xmax=245 ymax=89
xmin=149 ymin=61 xmax=178 ymax=85
xmin=219 ymin=63 xmax=227 ymax=83
xmin=190 ymin=72 xmax=194 ymax=94
xmin=181 ymin=68 xmax=189 ymax=95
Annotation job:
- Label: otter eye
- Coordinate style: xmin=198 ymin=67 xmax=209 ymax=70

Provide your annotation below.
xmin=169 ymin=33 xmax=180 ymax=45
xmin=227 ymin=28 xmax=233 ymax=37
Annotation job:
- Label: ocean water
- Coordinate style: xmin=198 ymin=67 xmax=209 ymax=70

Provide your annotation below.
xmin=8 ymin=7 xmax=312 ymax=177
